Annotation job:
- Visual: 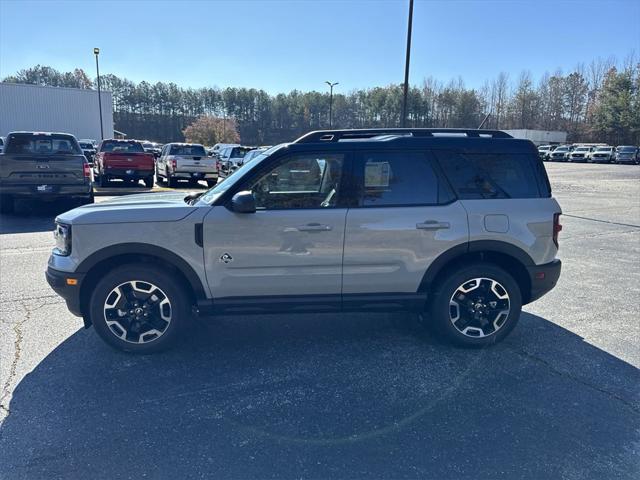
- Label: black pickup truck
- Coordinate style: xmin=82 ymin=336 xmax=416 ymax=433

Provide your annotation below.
xmin=0 ymin=132 xmax=94 ymax=214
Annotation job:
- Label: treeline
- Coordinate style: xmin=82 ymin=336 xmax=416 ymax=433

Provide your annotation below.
xmin=3 ymin=55 xmax=639 ymax=145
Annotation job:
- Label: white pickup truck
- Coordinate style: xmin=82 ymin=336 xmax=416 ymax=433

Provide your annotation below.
xmin=156 ymin=143 xmax=218 ymax=187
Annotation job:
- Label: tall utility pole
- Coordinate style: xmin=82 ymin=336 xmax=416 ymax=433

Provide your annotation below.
xmin=401 ymin=0 xmax=414 ymax=128
xmin=325 ymin=81 xmax=339 ymax=128
xmin=93 ymin=48 xmax=104 ymax=140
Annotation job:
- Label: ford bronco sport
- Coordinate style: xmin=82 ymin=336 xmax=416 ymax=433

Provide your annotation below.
xmin=46 ymin=128 xmax=562 ymax=353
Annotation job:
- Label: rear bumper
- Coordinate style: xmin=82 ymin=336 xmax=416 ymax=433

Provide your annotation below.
xmin=173 ymin=171 xmax=218 ymax=179
xmin=526 ymin=259 xmax=561 ymax=303
xmin=104 ymin=168 xmax=154 ymax=178
xmin=0 ymin=183 xmax=92 ymax=197
xmin=45 ymin=267 xmax=85 ymax=318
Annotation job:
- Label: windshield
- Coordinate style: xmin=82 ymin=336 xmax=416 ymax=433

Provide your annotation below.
xmin=100 ymin=141 xmax=144 ymax=153
xmin=575 ymin=147 xmax=590 ymax=152
xmin=617 ymin=146 xmax=636 ymax=152
xmin=555 ymin=147 xmax=569 ymax=152
xmin=596 ymin=147 xmax=612 ymax=152
xmin=538 ymin=146 xmax=551 ymax=151
xmin=199 ymin=144 xmax=285 ymax=204
xmin=170 ymin=145 xmax=206 ymax=156
xmin=142 ymin=143 xmax=154 ymax=148
xmin=79 ymin=142 xmax=94 ymax=149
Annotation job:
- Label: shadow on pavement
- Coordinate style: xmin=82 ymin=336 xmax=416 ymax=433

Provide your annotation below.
xmin=0 ymin=199 xmax=79 ymax=234
xmin=0 ymin=312 xmax=638 ymax=479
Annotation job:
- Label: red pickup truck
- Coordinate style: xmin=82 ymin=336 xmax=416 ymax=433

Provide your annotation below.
xmin=94 ymin=139 xmax=155 ymax=188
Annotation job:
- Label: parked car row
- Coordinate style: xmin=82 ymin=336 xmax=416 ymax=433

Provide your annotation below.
xmin=539 ymin=144 xmax=639 ymax=164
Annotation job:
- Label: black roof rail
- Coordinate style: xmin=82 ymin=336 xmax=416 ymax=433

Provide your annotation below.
xmin=293 ymin=128 xmax=513 ymax=143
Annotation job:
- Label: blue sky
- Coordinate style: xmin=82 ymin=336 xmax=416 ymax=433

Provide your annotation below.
xmin=1 ymin=0 xmax=638 ymax=94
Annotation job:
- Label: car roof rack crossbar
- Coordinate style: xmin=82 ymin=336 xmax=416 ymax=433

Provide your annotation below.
xmin=294 ymin=128 xmax=513 ymax=143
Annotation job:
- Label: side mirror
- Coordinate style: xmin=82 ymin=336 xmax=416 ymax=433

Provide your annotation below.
xmin=230 ymin=191 xmax=256 ymax=214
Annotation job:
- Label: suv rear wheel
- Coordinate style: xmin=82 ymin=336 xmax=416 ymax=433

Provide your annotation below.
xmin=427 ymin=263 xmax=522 ymax=347
xmin=89 ymin=264 xmax=190 ymax=353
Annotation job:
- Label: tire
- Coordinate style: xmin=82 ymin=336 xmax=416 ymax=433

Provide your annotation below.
xmin=427 ymin=263 xmax=522 ymax=347
xmin=206 ymin=179 xmax=217 ymax=188
xmin=78 ymin=194 xmax=94 ymax=206
xmin=144 ymin=176 xmax=154 ymax=189
xmin=89 ymin=264 xmax=191 ymax=353
xmin=99 ymin=173 xmax=109 ymax=188
xmin=0 ymin=194 xmax=14 ymax=214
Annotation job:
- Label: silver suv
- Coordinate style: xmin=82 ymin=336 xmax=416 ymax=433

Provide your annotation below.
xmin=46 ymin=129 xmax=562 ymax=353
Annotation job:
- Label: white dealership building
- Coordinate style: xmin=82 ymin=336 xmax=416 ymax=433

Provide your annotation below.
xmin=503 ymin=129 xmax=567 ymax=146
xmin=0 ymin=83 xmax=114 ymax=141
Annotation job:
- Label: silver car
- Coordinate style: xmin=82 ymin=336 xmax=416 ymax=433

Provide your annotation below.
xmin=46 ymin=128 xmax=562 ymax=353
xmin=614 ymin=146 xmax=639 ymax=164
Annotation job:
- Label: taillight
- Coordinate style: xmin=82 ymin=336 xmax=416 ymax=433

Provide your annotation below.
xmin=83 ymin=162 xmax=91 ymax=178
xmin=553 ymin=213 xmax=562 ymax=248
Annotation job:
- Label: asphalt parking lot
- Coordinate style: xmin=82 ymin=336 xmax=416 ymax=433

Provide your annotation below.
xmin=0 ymin=163 xmax=638 ymax=479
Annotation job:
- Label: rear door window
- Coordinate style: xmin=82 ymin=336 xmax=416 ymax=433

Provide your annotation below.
xmin=435 ymin=151 xmax=544 ymax=199
xmin=353 ymin=150 xmax=452 ymax=207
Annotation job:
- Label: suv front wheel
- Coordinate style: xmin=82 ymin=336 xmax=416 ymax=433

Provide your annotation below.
xmin=428 ymin=263 xmax=522 ymax=347
xmin=89 ymin=264 xmax=190 ymax=353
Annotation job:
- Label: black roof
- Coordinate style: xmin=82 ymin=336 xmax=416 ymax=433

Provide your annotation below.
xmin=283 ymin=128 xmax=535 ymax=155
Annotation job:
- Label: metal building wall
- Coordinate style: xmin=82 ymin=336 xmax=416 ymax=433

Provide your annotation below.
xmin=0 ymin=83 xmax=114 ymax=140
xmin=503 ymin=129 xmax=568 ymax=145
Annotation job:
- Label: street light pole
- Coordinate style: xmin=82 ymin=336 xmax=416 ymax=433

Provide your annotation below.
xmin=93 ymin=48 xmax=104 ymax=140
xmin=325 ymin=81 xmax=339 ymax=128
xmin=401 ymin=0 xmax=414 ymax=128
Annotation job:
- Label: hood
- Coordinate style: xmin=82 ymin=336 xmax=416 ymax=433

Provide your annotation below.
xmin=56 ymin=191 xmax=199 ymax=225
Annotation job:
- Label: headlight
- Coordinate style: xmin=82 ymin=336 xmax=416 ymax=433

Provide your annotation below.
xmin=53 ymin=223 xmax=71 ymax=256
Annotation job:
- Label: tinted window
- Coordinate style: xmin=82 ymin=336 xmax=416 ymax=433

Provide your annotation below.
xmin=100 ymin=141 xmax=144 ymax=153
xmin=169 ymin=145 xmax=206 ymax=156
xmin=355 ymin=151 xmax=444 ymax=206
xmin=230 ymin=147 xmax=251 ymax=159
xmin=246 ymin=153 xmax=344 ymax=209
xmin=436 ymin=151 xmax=542 ymax=199
xmin=5 ymin=134 xmax=81 ymax=155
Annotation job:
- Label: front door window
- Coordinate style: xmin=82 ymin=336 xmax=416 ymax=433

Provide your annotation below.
xmin=247 ymin=153 xmax=344 ymax=210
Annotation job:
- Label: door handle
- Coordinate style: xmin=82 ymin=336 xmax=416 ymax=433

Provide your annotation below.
xmin=296 ymin=223 xmax=332 ymax=232
xmin=416 ymin=221 xmax=450 ymax=230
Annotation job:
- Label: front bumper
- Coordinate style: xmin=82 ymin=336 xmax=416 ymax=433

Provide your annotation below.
xmin=526 ymin=259 xmax=561 ymax=303
xmin=46 ymin=267 xmax=85 ymax=318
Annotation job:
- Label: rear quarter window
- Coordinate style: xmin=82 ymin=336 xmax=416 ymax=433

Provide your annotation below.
xmin=436 ymin=151 xmax=546 ymax=199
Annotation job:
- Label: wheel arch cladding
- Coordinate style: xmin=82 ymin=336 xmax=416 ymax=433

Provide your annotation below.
xmin=77 ymin=243 xmax=207 ymax=321
xmin=419 ymin=240 xmax=534 ymax=304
